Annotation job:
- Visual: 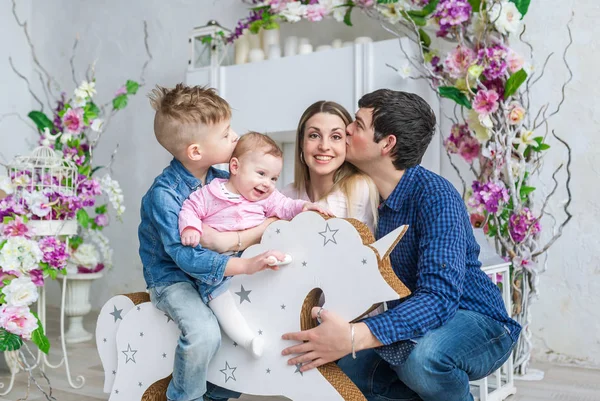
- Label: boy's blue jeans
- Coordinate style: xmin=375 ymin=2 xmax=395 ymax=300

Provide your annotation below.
xmin=338 ymin=309 xmax=515 ymax=401
xmin=149 ymin=282 xmax=240 ymax=401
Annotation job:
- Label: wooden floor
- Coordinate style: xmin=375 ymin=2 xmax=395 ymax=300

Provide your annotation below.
xmin=1 ymin=308 xmax=598 ymax=401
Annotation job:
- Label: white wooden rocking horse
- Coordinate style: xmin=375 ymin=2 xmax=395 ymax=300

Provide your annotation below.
xmin=96 ymin=212 xmax=410 ymax=401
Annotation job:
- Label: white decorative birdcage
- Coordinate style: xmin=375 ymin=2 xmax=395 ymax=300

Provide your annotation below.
xmin=7 ymin=146 xmax=78 ymax=236
xmin=188 ymin=20 xmax=233 ymax=70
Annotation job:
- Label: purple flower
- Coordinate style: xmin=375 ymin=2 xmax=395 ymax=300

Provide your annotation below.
xmin=0 ymin=196 xmax=26 ymax=221
xmin=468 ymin=180 xmax=509 ymax=214
xmin=77 ymin=263 xmax=105 ymax=274
xmin=2 ymin=216 xmax=30 ymax=238
xmin=509 ymin=208 xmax=541 ymax=243
xmin=29 ymin=269 xmax=45 ymax=287
xmin=477 ymin=44 xmax=508 ymax=80
xmin=114 ymin=86 xmax=127 ymax=97
xmin=473 ymin=89 xmax=499 ymax=117
xmin=39 ymin=237 xmax=69 ymax=270
xmin=433 ymin=0 xmax=472 ymax=37
xmin=94 ymin=214 xmax=109 ymax=227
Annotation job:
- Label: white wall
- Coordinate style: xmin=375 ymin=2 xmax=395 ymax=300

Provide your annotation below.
xmin=1 ymin=0 xmax=598 ymax=367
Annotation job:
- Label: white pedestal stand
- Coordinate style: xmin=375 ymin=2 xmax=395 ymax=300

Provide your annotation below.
xmin=61 ymin=272 xmax=104 ymax=344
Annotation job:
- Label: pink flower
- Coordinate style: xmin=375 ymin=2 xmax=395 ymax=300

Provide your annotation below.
xmin=458 ymin=135 xmax=481 ymax=163
xmin=62 ymin=108 xmax=85 ymax=135
xmin=444 ymin=46 xmax=476 ymax=78
xmin=356 ymin=0 xmax=374 ymax=7
xmin=506 ymin=48 xmax=524 ymax=73
xmin=0 ymin=305 xmax=38 ymax=340
xmin=473 ymin=89 xmax=499 ymax=116
xmin=39 ymin=237 xmax=68 ymax=270
xmin=94 ymin=214 xmax=109 ymax=227
xmin=114 ymin=86 xmax=127 ymax=97
xmin=2 ymin=216 xmax=30 ymax=238
xmin=509 ymin=207 xmax=541 ymax=243
xmin=29 ymin=269 xmax=45 ymax=287
xmin=507 ymin=101 xmax=526 ymax=125
xmin=306 ymin=4 xmax=328 ymax=22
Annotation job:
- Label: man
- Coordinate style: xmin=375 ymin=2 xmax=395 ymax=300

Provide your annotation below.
xmin=282 ymin=89 xmax=520 ymax=401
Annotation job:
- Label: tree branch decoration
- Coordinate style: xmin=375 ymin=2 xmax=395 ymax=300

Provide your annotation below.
xmin=0 ymin=0 xmax=152 ymax=394
xmin=231 ymin=0 xmax=573 ymax=374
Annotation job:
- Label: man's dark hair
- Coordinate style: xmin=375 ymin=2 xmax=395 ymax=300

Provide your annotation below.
xmin=358 ymin=89 xmax=436 ymax=170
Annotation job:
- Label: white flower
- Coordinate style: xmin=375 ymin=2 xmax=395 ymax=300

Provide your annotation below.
xmin=378 ymin=2 xmax=407 ymax=24
xmin=85 ymin=230 xmax=113 ymax=269
xmin=100 ymin=175 xmax=126 ymax=217
xmin=60 ymin=132 xmax=74 ymax=145
xmin=74 ymin=80 xmax=96 ymax=99
xmin=319 ymin=0 xmax=345 ymax=22
xmin=72 ymin=96 xmax=87 ymax=108
xmin=12 ymin=174 xmax=31 ymax=187
xmin=512 ymin=130 xmax=537 ymax=154
xmin=22 ymin=191 xmax=51 ymax=218
xmin=2 ymin=277 xmax=39 ymax=307
xmin=0 ymin=176 xmax=14 ymax=195
xmin=90 ymin=119 xmax=104 ymax=132
xmin=489 ymin=1 xmax=522 ymax=35
xmin=0 ymin=237 xmax=43 ymax=273
xmin=71 ymin=243 xmax=99 ymax=269
xmin=281 ymin=2 xmax=307 ymax=22
xmin=397 ymin=60 xmax=412 ymax=79
xmin=466 ymin=110 xmax=492 ymax=143
xmin=481 ymin=142 xmax=501 ymax=161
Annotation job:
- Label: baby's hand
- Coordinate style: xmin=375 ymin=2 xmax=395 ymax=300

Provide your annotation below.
xmin=181 ymin=228 xmax=201 ymax=247
xmin=303 ymin=202 xmax=334 ymax=217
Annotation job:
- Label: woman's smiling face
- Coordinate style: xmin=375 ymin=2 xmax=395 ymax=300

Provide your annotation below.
xmin=301 ymin=112 xmax=347 ymax=179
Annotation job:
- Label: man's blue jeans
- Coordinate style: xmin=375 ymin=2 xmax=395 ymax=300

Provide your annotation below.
xmin=149 ymin=282 xmax=240 ymax=401
xmin=338 ymin=310 xmax=516 ymax=401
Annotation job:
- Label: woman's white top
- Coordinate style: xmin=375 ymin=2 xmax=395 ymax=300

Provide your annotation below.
xmin=282 ymin=178 xmax=375 ymax=234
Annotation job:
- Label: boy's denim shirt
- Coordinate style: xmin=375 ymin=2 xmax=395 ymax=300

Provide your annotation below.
xmin=138 ymin=158 xmax=231 ymax=302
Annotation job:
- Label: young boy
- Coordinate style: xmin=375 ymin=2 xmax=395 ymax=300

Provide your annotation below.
xmin=138 ymin=84 xmax=283 ymax=401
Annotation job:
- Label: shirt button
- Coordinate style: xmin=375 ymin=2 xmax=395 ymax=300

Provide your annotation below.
xmin=442 ymin=263 xmax=447 ymax=268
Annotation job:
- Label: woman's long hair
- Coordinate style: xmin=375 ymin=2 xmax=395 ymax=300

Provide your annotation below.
xmin=293 ymin=101 xmax=379 ymax=228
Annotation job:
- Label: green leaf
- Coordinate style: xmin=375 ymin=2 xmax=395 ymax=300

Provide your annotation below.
xmin=509 ymin=0 xmax=530 ymax=17
xmin=0 ymin=240 xmax=6 ymax=251
xmin=407 ymin=0 xmax=439 ymax=17
xmin=200 ymin=35 xmax=212 ymax=44
xmin=3 ymin=216 xmax=13 ymax=224
xmin=248 ymin=20 xmax=262 ymax=34
xmin=95 ymin=204 xmax=108 ymax=215
xmin=70 ymin=235 xmax=83 ymax=249
xmin=343 ymin=5 xmax=354 ymax=26
xmin=377 ymin=0 xmax=399 ymax=3
xmin=48 ymin=269 xmax=58 ymax=280
xmin=439 ymin=86 xmax=472 ymax=109
xmin=468 ymin=0 xmax=483 ymax=11
xmin=112 ymin=94 xmax=128 ymax=110
xmin=0 ymin=328 xmax=23 ymax=352
xmin=126 ymin=80 xmax=140 ymax=95
xmin=538 ymin=144 xmax=550 ymax=151
xmin=520 ymin=185 xmax=536 ymax=199
xmin=504 ymin=69 xmax=528 ymax=99
xmin=31 ymin=313 xmax=50 ymax=354
xmin=76 ymin=209 xmax=91 ymax=229
xmin=418 ymin=28 xmax=431 ymax=51
xmin=402 ymin=10 xmax=427 ymax=26
xmin=28 ymin=111 xmax=55 ymax=133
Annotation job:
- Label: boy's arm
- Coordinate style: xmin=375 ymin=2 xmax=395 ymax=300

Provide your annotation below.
xmin=263 ymin=190 xmax=307 ymax=220
xmin=150 ymin=187 xmax=233 ymax=284
xmin=200 ymin=217 xmax=279 ymax=253
xmin=362 ymin=192 xmax=467 ymax=345
xmin=178 ymin=189 xmax=208 ymax=236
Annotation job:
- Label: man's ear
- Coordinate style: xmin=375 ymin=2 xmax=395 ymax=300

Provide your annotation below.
xmin=229 ymin=157 xmax=240 ymax=175
xmin=186 ymin=143 xmax=202 ymax=161
xmin=380 ymin=134 xmax=397 ymax=157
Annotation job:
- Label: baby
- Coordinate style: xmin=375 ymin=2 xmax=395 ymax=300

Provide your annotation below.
xmin=178 ymin=132 xmax=330 ymax=357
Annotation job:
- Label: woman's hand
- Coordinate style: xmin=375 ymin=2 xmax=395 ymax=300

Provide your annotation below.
xmin=281 ymin=307 xmax=353 ymax=372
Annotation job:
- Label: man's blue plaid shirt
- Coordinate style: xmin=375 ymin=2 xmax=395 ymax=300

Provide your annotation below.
xmin=364 ymin=165 xmax=521 ymax=345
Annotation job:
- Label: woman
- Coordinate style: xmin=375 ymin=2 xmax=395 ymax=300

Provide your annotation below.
xmin=282 ymin=100 xmax=379 ymax=233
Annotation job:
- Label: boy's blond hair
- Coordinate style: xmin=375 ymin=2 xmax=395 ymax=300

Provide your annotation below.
xmin=148 ymin=84 xmax=231 ymax=156
xmin=232 ymin=132 xmax=283 ymax=160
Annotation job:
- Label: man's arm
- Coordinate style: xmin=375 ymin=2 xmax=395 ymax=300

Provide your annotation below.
xmin=363 ymin=193 xmax=467 ymax=345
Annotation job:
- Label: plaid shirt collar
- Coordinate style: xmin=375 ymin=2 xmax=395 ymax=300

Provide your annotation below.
xmin=381 ymin=165 xmax=420 ymax=212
